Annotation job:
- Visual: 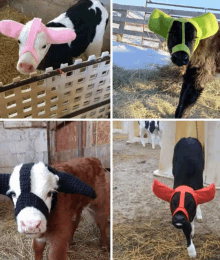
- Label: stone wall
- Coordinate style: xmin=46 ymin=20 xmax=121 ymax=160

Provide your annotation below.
xmin=0 ymin=121 xmax=47 ymax=173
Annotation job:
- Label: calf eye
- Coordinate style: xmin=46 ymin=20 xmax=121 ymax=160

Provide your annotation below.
xmin=18 ymin=39 xmax=21 ymax=44
xmin=47 ymin=191 xmax=53 ymax=197
xmin=42 ymin=45 xmax=47 ymax=49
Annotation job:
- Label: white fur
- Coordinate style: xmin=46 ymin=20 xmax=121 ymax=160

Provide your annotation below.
xmin=196 ymin=205 xmax=202 ymax=222
xmin=86 ymin=0 xmax=108 ymax=57
xmin=191 ymin=220 xmax=194 ymax=237
xmin=9 ymin=162 xmax=59 ymax=236
xmin=187 ymin=240 xmax=196 ymax=258
xmin=139 ymin=121 xmax=163 ymax=149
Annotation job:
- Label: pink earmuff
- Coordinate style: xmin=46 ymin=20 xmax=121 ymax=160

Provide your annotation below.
xmin=0 ymin=18 xmax=77 ymax=65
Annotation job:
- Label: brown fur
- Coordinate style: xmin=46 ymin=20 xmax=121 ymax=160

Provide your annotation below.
xmin=182 ymin=29 xmax=220 ymax=88
xmin=33 ymin=157 xmax=110 ymax=260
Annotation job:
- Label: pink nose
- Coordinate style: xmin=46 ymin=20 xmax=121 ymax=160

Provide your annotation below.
xmin=21 ymin=220 xmax=41 ymax=233
xmin=19 ymin=63 xmax=34 ymax=73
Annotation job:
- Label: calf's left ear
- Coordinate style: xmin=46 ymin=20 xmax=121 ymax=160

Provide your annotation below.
xmin=47 ymin=165 xmax=96 ymax=199
xmin=46 ymin=27 xmax=76 ymax=44
xmin=0 ymin=174 xmax=10 ymax=195
xmin=194 ymin=183 xmax=215 ymax=204
xmin=152 ymin=179 xmax=174 ymax=202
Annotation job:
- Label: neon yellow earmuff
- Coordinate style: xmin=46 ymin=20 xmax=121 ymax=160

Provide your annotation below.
xmin=148 ymin=9 xmax=219 ymax=57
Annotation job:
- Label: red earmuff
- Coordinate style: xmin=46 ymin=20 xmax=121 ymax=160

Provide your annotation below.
xmin=152 ymin=179 xmax=215 ymax=220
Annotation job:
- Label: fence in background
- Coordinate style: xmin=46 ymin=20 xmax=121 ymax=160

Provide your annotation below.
xmin=113 ymin=2 xmax=220 ymax=48
xmin=0 ymin=52 xmax=110 ymax=119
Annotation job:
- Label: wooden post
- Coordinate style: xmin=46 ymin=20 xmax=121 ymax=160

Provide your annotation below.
xmin=117 ymin=9 xmax=127 ymax=42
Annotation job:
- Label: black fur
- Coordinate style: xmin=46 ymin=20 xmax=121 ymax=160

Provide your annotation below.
xmin=38 ymin=0 xmax=107 ymax=70
xmin=171 ymin=137 xmax=204 ymax=249
xmin=168 ymin=21 xmax=196 ymax=67
xmin=175 ymin=66 xmax=203 ymax=118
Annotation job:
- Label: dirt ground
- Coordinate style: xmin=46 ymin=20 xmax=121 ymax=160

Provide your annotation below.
xmin=113 ymin=64 xmax=220 ymax=119
xmin=113 ymin=133 xmax=220 ymax=259
xmin=0 ymin=200 xmax=109 ymax=260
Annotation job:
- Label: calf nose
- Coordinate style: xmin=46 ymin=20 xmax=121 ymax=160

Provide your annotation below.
xmin=172 ymin=213 xmax=186 ymax=226
xmin=171 ymin=51 xmax=189 ymax=66
xmin=21 ymin=220 xmax=41 ymax=233
xmin=19 ymin=63 xmax=34 ymax=73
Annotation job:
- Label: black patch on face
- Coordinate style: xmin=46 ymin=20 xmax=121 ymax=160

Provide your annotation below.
xmin=168 ymin=21 xmax=197 ymax=66
xmin=171 ymin=192 xmax=196 ymax=225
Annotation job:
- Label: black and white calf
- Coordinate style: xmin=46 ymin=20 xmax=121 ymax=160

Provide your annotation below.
xmin=0 ymin=0 xmax=109 ymax=74
xmin=153 ymin=138 xmax=215 ymax=258
xmin=138 ymin=121 xmax=162 ymax=149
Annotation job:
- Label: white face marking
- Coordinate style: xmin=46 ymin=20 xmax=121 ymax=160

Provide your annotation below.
xmin=187 ymin=240 xmax=196 ymax=258
xmin=17 ymin=20 xmax=51 ymax=74
xmin=175 ymin=223 xmax=183 ymax=226
xmin=9 ymin=162 xmax=59 ymax=236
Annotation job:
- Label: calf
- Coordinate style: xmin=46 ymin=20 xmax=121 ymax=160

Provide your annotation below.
xmin=138 ymin=120 xmax=162 ymax=149
xmin=153 ymin=137 xmax=215 ymax=258
xmin=149 ymin=9 xmax=220 ymax=118
xmin=0 ymin=0 xmax=109 ymax=74
xmin=0 ymin=157 xmax=110 ymax=260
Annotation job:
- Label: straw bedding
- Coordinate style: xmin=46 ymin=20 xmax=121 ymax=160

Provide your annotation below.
xmin=0 ymin=200 xmax=109 ymax=260
xmin=114 ymin=218 xmax=220 ymax=260
xmin=113 ymin=64 xmax=220 ymax=118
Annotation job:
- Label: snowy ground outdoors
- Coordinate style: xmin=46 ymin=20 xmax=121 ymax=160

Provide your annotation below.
xmin=113 ymin=10 xmax=220 ymax=118
xmin=113 ymin=133 xmax=220 ymax=259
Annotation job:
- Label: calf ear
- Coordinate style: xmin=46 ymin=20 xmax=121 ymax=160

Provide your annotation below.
xmin=0 ymin=20 xmax=24 ymax=39
xmin=47 ymin=166 xmax=96 ymax=199
xmin=152 ymin=179 xmax=174 ymax=202
xmin=46 ymin=27 xmax=76 ymax=44
xmin=194 ymin=183 xmax=215 ymax=204
xmin=0 ymin=174 xmax=10 ymax=195
xmin=148 ymin=9 xmax=175 ymax=40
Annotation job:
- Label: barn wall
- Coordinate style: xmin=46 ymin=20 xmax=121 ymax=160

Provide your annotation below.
xmin=50 ymin=121 xmax=110 ymax=168
xmin=0 ymin=121 xmax=48 ymax=174
xmin=10 ymin=0 xmax=110 ymax=52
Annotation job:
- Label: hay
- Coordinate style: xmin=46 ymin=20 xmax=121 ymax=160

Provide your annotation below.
xmin=0 ymin=6 xmax=37 ymax=85
xmin=0 ymin=200 xmax=109 ymax=260
xmin=113 ymin=218 xmax=220 ymax=260
xmin=113 ymin=63 xmax=220 ymax=118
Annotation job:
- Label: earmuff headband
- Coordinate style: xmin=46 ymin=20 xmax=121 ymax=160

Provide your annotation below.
xmin=15 ymin=192 xmax=49 ymax=219
xmin=153 ymin=179 xmax=215 ymax=220
xmin=149 ymin=9 xmax=219 ymax=55
xmin=47 ymin=165 xmax=97 ymax=199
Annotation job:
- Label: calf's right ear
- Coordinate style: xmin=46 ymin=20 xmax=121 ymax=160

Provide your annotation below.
xmin=152 ymin=179 xmax=174 ymax=202
xmin=0 ymin=174 xmax=10 ymax=195
xmin=0 ymin=20 xmax=24 ymax=39
xmin=47 ymin=165 xmax=96 ymax=199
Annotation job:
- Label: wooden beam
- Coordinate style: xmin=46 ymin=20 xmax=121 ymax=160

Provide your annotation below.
xmin=113 ymin=4 xmax=220 ymax=20
xmin=113 ymin=28 xmax=160 ymax=41
xmin=113 ymin=16 xmax=148 ymax=25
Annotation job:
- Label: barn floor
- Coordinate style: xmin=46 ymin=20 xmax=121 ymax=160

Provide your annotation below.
xmin=0 ymin=200 xmax=109 ymax=260
xmin=113 ymin=133 xmax=220 ymax=260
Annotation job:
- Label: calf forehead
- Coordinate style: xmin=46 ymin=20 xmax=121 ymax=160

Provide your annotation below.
xmin=31 ymin=162 xmax=57 ymax=193
xmin=9 ymin=164 xmax=23 ymax=194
